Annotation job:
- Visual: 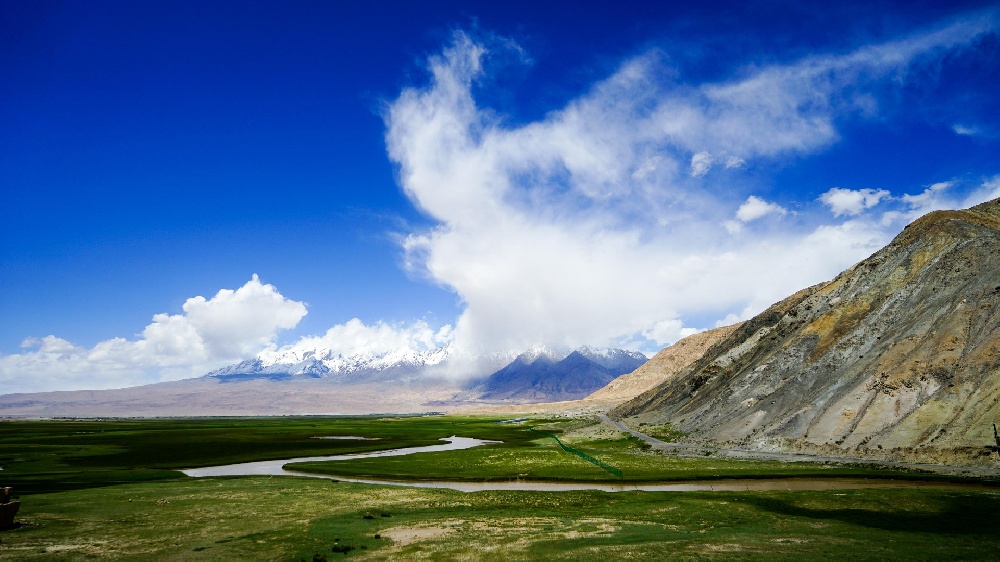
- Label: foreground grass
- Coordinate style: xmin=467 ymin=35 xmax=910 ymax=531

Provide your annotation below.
xmin=3 ymin=477 xmax=1000 ymax=560
xmin=4 ymin=416 xmax=1000 ymax=559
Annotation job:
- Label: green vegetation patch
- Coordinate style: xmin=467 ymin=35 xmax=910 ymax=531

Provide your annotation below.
xmin=526 ymin=426 xmax=623 ymax=479
xmin=0 ymin=415 xmax=561 ymax=495
xmin=290 ymin=432 xmax=937 ymax=484
xmin=637 ymin=422 xmax=687 ymax=442
xmin=3 ymin=477 xmax=1000 ymax=559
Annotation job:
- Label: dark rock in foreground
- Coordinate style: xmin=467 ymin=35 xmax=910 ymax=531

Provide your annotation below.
xmin=1 ymin=487 xmax=20 ymax=530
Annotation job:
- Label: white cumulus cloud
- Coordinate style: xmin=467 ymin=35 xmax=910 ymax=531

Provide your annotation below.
xmin=1 ymin=275 xmax=308 ymax=394
xmin=820 ymin=187 xmax=891 ymax=216
xmin=735 ymin=196 xmax=788 ymax=222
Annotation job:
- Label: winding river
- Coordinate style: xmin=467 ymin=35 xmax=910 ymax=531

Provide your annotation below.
xmin=182 ymin=436 xmax=498 ymax=478
xmin=181 ymin=436 xmax=995 ymax=493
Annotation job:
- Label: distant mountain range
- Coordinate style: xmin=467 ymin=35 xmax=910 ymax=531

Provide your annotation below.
xmin=205 ymin=342 xmax=647 ymax=403
xmin=0 ymin=342 xmax=649 ymax=417
xmin=206 ymin=345 xmax=456 ymax=383
xmin=474 ymin=347 xmax=648 ymax=402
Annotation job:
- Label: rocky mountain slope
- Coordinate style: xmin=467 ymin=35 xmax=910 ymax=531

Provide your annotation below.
xmin=613 ymin=199 xmax=1000 ymax=466
xmin=474 ymin=347 xmax=647 ymax=402
xmin=587 ymin=324 xmax=744 ymax=403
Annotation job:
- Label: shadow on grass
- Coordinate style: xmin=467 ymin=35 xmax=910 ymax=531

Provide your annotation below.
xmin=2 ymin=470 xmax=184 ymax=496
xmin=744 ymin=493 xmax=1000 ymax=535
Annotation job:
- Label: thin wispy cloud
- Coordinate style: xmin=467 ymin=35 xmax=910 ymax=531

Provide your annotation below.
xmin=952 ymin=124 xmax=980 ymax=136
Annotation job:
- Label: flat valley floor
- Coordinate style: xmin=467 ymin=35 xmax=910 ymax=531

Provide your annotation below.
xmin=1 ymin=416 xmax=998 ymax=560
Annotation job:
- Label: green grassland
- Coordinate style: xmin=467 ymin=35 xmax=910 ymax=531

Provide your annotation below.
xmin=4 ymin=477 xmax=1000 ymax=559
xmin=0 ymin=416 xmax=552 ymax=495
xmin=290 ymin=430 xmax=930 ymax=483
xmin=3 ymin=415 xmax=1000 ymax=559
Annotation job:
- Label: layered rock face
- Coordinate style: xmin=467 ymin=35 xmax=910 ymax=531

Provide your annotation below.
xmin=614 ymin=199 xmax=1000 ymax=465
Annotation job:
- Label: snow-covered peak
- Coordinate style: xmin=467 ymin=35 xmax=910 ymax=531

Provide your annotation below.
xmin=514 ymin=344 xmax=570 ymax=364
xmin=206 ymin=341 xmax=453 ymax=382
xmin=206 ymin=338 xmax=646 ymax=384
xmin=258 ymin=342 xmax=451 ymax=372
xmin=577 ymin=347 xmax=649 ymax=372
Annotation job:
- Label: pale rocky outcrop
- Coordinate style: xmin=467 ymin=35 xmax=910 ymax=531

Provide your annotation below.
xmin=614 ymin=198 xmax=1000 ymax=466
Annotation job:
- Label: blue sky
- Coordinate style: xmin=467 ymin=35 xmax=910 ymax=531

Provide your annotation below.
xmin=2 ymin=1 xmax=998 ymax=393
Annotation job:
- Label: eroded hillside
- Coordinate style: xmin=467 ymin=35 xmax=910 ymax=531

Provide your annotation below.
xmin=588 ymin=323 xmax=743 ymax=403
xmin=613 ymin=198 xmax=1000 ymax=466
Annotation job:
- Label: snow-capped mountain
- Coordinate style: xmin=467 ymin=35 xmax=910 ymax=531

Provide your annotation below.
xmin=495 ymin=345 xmax=647 ymax=368
xmin=577 ymin=347 xmax=649 ymax=372
xmin=474 ymin=346 xmax=648 ymax=402
xmin=205 ymin=341 xmax=647 ymax=391
xmin=207 ymin=345 xmax=453 ymax=383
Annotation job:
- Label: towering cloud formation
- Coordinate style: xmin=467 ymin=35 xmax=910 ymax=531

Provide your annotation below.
xmin=385 ymin=15 xmax=997 ymax=357
xmin=257 ymin=318 xmax=453 ymax=366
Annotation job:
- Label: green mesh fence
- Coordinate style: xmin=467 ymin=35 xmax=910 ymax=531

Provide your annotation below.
xmin=528 ymin=427 xmax=624 ymax=480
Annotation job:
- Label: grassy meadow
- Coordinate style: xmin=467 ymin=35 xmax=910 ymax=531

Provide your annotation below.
xmin=5 ymin=477 xmax=1000 ymax=559
xmin=2 ymin=415 xmax=999 ymax=559
xmin=0 ymin=416 xmax=546 ymax=495
xmin=291 ymin=426 xmax=934 ymax=483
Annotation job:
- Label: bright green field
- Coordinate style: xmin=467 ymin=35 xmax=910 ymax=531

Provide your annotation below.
xmin=4 ymin=478 xmax=1000 ymax=559
xmin=0 ymin=416 xmax=554 ymax=495
xmin=2 ymin=415 xmax=999 ymax=559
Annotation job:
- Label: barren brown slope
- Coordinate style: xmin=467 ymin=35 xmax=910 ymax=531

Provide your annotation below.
xmin=587 ymin=323 xmax=743 ymax=402
xmin=613 ymin=198 xmax=1000 ymax=466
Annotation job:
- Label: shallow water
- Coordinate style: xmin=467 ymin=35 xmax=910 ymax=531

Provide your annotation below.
xmin=181 ymin=436 xmax=499 ymax=478
xmin=181 ymin=436 xmax=994 ymax=493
